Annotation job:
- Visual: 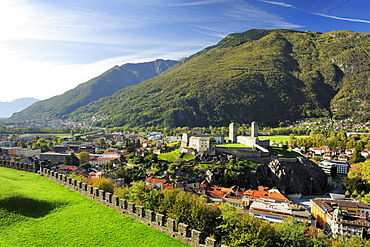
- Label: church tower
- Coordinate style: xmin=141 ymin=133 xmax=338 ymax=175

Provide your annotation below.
xmin=229 ymin=122 xmax=238 ymax=143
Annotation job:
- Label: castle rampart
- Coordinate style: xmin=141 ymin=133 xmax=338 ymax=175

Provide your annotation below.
xmin=0 ymin=161 xmax=217 ymax=247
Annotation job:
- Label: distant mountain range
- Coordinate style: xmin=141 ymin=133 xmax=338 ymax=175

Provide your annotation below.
xmin=9 ymin=29 xmax=370 ymax=127
xmin=9 ymin=59 xmax=178 ymax=121
xmin=0 ymin=98 xmax=39 ymax=118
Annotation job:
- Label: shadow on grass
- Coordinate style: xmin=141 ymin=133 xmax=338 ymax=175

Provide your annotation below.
xmin=0 ymin=196 xmax=62 ymax=218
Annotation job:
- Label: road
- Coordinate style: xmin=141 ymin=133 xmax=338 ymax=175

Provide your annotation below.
xmin=290 ymin=182 xmax=345 ymax=212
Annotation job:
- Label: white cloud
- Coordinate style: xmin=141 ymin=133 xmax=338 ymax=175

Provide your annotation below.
xmin=258 ymin=0 xmax=370 ymax=25
xmin=257 ymin=0 xmax=293 ymax=8
xmin=311 ymin=12 xmax=370 ymax=24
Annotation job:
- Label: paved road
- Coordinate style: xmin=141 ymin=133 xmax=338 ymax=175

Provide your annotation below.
xmin=290 ymin=182 xmax=345 ymax=212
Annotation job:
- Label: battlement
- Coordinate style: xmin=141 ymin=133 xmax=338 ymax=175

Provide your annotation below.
xmin=0 ymin=159 xmax=39 ymax=172
xmin=0 ymin=161 xmax=216 ymax=247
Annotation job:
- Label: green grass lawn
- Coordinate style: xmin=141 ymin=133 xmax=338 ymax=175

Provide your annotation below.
xmin=182 ymin=153 xmax=196 ymax=161
xmin=259 ymin=135 xmax=309 ymax=143
xmin=0 ymin=168 xmax=188 ymax=247
xmin=31 ymin=133 xmax=72 ymax=138
xmin=333 ymin=177 xmax=344 ymax=183
xmin=215 ymin=143 xmax=252 ymax=148
xmin=271 ymin=146 xmax=300 ymax=158
xmin=158 ymin=150 xmax=195 ymax=162
xmin=158 ymin=150 xmax=182 ymax=162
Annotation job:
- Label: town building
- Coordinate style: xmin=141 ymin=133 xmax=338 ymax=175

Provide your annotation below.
xmin=318 ymin=160 xmax=349 ymax=176
xmin=243 ymin=186 xmax=290 ymax=203
xmin=311 ymin=198 xmax=370 ymax=238
xmin=145 ymin=177 xmax=173 ymax=190
xmin=249 ymin=200 xmax=316 ymax=226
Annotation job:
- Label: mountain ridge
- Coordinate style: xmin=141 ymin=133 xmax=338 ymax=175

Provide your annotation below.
xmin=68 ymin=29 xmax=370 ymax=127
xmin=9 ymin=59 xmax=179 ymax=121
xmin=0 ymin=98 xmax=39 ymax=118
xmin=10 ymin=29 xmax=370 ymax=127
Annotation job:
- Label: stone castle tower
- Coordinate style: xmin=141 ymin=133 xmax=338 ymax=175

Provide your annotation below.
xmin=229 ymin=122 xmax=238 ymax=143
xmin=251 ymin=121 xmax=258 ymax=138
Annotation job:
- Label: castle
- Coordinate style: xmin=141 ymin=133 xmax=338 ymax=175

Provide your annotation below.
xmin=180 ymin=122 xmax=270 ymax=160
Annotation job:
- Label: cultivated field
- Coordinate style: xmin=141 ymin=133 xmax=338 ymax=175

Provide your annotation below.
xmin=0 ymin=168 xmax=187 ymax=247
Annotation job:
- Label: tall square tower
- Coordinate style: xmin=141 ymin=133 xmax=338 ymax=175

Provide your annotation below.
xmin=229 ymin=122 xmax=238 ymax=143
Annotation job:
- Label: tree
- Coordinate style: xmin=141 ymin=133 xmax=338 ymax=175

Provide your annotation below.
xmin=92 ymin=178 xmax=115 ymax=194
xmin=344 ymin=177 xmax=368 ymax=194
xmin=78 ymin=152 xmax=90 ymax=166
xmin=352 ymin=189 xmax=359 ymax=198
xmin=57 ymin=137 xmax=65 ymax=144
xmin=351 ymin=149 xmax=365 ymax=163
xmin=223 ymin=211 xmax=276 ymax=247
xmin=68 ymin=172 xmax=85 ymax=181
xmin=167 ymin=163 xmax=179 ymax=173
xmin=124 ymin=181 xmax=152 ymax=205
xmin=274 ymin=218 xmax=311 ymax=247
xmin=345 ymin=190 xmax=351 ymax=197
xmin=98 ymin=138 xmax=105 ymax=148
xmin=144 ymin=189 xmax=163 ymax=211
xmin=64 ymin=153 xmax=79 ymax=166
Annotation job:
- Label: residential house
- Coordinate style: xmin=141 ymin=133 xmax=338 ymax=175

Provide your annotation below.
xmin=145 ymin=177 xmax=173 ymax=190
xmin=361 ymin=149 xmax=370 ymax=158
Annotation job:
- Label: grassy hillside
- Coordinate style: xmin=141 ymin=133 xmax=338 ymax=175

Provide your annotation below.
xmin=9 ymin=59 xmax=178 ymax=121
xmin=0 ymin=168 xmax=187 ymax=247
xmin=68 ymin=29 xmax=370 ymax=128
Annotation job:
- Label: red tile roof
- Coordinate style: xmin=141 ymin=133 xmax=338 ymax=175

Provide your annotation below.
xmin=146 ymin=177 xmax=167 ymax=184
xmin=244 ymin=186 xmax=289 ymax=202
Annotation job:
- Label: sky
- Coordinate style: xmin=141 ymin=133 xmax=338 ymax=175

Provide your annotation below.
xmin=2 ymin=0 xmax=370 ymax=102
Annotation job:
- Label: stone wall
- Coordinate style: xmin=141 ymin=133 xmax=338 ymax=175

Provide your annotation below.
xmin=0 ymin=159 xmax=39 ymax=173
xmin=0 ymin=161 xmax=217 ymax=247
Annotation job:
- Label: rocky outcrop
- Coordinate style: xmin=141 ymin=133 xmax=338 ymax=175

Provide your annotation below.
xmin=252 ymin=158 xmax=328 ymax=194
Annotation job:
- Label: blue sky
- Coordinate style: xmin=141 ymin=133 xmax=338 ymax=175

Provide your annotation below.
xmin=2 ymin=0 xmax=370 ymax=102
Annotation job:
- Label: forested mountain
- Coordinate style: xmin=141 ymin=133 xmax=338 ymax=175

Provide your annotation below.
xmin=66 ymin=29 xmax=370 ymax=128
xmin=0 ymin=98 xmax=39 ymax=118
xmin=9 ymin=59 xmax=178 ymax=121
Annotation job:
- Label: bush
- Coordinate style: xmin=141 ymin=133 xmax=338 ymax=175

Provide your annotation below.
xmin=83 ymin=177 xmax=115 ymax=194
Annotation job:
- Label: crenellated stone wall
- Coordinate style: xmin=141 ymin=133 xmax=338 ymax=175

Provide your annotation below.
xmin=0 ymin=159 xmax=39 ymax=173
xmin=0 ymin=161 xmax=217 ymax=247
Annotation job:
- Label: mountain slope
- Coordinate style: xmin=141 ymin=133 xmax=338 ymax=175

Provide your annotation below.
xmin=0 ymin=98 xmax=39 ymax=118
xmin=9 ymin=59 xmax=178 ymax=121
xmin=68 ymin=29 xmax=370 ymax=127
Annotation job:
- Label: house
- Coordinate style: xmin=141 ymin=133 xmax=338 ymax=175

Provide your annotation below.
xmin=310 ymin=147 xmax=325 ymax=156
xmin=338 ymin=154 xmax=350 ymax=161
xmin=101 ymin=152 xmax=120 ymax=158
xmin=361 ymin=148 xmax=370 ymax=158
xmin=91 ymin=170 xmax=113 ymax=179
xmin=145 ymin=177 xmax=173 ymax=190
xmin=39 ymin=152 xmax=69 ymax=164
xmin=345 ymin=148 xmax=356 ymax=156
xmin=58 ymin=165 xmax=84 ymax=174
xmin=204 ymin=186 xmax=235 ymax=199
